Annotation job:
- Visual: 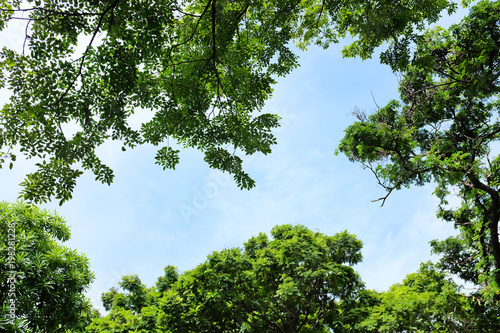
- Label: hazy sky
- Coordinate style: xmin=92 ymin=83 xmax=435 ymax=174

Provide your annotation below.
xmin=1 ymin=5 xmax=472 ymax=312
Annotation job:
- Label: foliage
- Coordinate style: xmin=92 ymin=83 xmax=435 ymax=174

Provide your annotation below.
xmin=430 ymin=234 xmax=481 ymax=286
xmin=0 ymin=0 xmax=457 ymax=204
xmin=0 ymin=201 xmax=95 ymax=332
xmin=85 ymin=267 xmax=178 ymax=332
xmin=355 ymin=262 xmax=500 ymax=332
xmin=85 ymin=306 xmax=143 ymax=333
xmin=429 ymin=236 xmax=500 ymax=330
xmin=101 ymin=275 xmax=148 ymax=315
xmin=72 ymin=225 xmax=500 ymax=333
xmin=67 ymin=308 xmax=101 ymax=333
xmin=89 ymin=224 xmax=364 ymax=332
xmin=338 ymin=0 xmax=500 ymax=301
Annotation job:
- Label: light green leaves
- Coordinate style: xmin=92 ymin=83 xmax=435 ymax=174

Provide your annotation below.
xmin=356 ymin=262 xmax=500 ymax=332
xmin=0 ymin=201 xmax=94 ymax=332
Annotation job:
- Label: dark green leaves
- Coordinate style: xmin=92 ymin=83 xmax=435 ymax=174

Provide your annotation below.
xmin=19 ymin=159 xmax=84 ymax=206
xmin=155 ymin=146 xmax=180 ymax=170
xmin=0 ymin=0 xmax=458 ymax=204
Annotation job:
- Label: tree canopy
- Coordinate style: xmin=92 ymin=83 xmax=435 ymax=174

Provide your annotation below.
xmin=71 ymin=223 xmax=500 ymax=332
xmin=0 ymin=201 xmax=95 ymax=332
xmin=85 ymin=224 xmax=364 ymax=332
xmin=356 ymin=262 xmax=500 ymax=332
xmin=3 ymin=0 xmax=499 ymax=330
xmin=2 ymin=202 xmax=495 ymax=332
xmin=0 ymin=0 xmax=458 ymax=204
xmin=338 ymin=0 xmax=500 ymax=301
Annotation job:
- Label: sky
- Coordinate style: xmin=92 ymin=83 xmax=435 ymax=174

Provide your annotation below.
xmin=1 ymin=5 xmax=472 ymax=312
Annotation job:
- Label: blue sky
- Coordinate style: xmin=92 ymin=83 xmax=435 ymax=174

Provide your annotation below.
xmin=1 ymin=5 xmax=472 ymax=312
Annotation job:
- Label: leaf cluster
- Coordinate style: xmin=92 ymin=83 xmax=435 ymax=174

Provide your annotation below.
xmin=356 ymin=262 xmax=500 ymax=332
xmin=0 ymin=201 xmax=95 ymax=332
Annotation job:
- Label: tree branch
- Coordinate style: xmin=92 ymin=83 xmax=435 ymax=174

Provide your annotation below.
xmin=468 ymin=173 xmax=500 ymax=287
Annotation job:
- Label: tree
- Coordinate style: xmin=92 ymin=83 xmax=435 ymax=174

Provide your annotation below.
xmin=338 ymin=0 xmax=500 ymax=301
xmin=158 ymin=224 xmax=364 ymax=332
xmin=85 ymin=267 xmax=178 ymax=332
xmin=89 ymin=224 xmax=365 ymax=332
xmin=356 ymin=262 xmax=500 ymax=332
xmin=86 ymin=226 xmax=500 ymax=332
xmin=0 ymin=0 xmax=457 ymax=204
xmin=0 ymin=201 xmax=95 ymax=332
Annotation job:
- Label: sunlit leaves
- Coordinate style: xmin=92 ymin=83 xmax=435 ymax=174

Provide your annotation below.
xmin=356 ymin=262 xmax=500 ymax=332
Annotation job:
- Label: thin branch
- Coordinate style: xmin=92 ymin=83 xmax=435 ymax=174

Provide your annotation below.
xmin=316 ymin=0 xmax=325 ymax=29
xmin=370 ymin=90 xmax=380 ymax=110
xmin=173 ymin=5 xmax=201 ymax=18
xmin=454 ymin=222 xmax=474 ymax=226
xmin=22 ymin=18 xmax=32 ymax=57
xmin=371 ymin=186 xmax=395 ymax=207
xmin=363 ymin=162 xmax=399 ymax=207
xmin=235 ymin=2 xmax=250 ymax=22
xmin=486 ymin=150 xmax=493 ymax=182
xmin=170 ymin=0 xmax=212 ymax=51
xmin=53 ymin=0 xmax=120 ymax=111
